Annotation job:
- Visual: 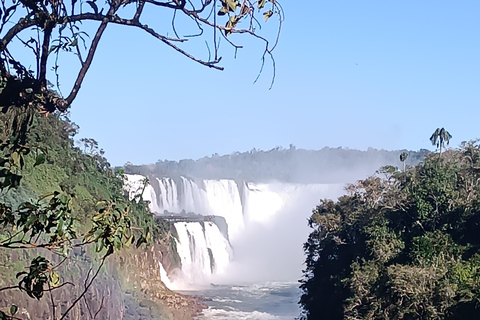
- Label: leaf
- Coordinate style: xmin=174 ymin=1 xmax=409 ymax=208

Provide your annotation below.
xmin=9 ymin=305 xmax=17 ymax=316
xmin=34 ymin=152 xmax=45 ymax=166
xmin=50 ymin=272 xmax=60 ymax=287
xmin=136 ymin=235 xmax=146 ymax=248
xmin=86 ymin=1 xmax=98 ymax=14
xmin=218 ymin=6 xmax=228 ymax=15
xmin=263 ymin=10 xmax=273 ymax=22
xmin=39 ymin=192 xmax=54 ymax=201
xmin=125 ymin=234 xmax=134 ymax=247
xmin=241 ymin=4 xmax=249 ymax=15
xmin=70 ymin=38 xmax=78 ymax=47
xmin=95 ymin=200 xmax=107 ymax=207
xmin=11 ymin=151 xmax=19 ymax=166
xmin=227 ymin=0 xmax=238 ymax=12
xmin=257 ymin=0 xmax=265 ymax=9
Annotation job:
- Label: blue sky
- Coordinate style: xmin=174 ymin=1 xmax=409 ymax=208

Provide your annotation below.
xmin=65 ymin=1 xmax=480 ymax=166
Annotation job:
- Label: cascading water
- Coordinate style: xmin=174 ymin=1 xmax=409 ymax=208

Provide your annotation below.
xmin=173 ymin=221 xmax=232 ymax=288
xmin=157 ymin=177 xmax=180 ymax=213
xmin=125 ymin=174 xmax=346 ymax=318
xmin=125 ymin=174 xmax=344 ymax=283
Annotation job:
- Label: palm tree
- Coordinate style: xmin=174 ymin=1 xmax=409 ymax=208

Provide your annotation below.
xmin=400 ymin=151 xmax=408 ymax=172
xmin=430 ymin=128 xmax=452 ymax=156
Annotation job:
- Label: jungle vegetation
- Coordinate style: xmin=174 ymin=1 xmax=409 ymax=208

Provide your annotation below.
xmin=300 ymin=141 xmax=480 ymax=319
xmin=126 ymin=146 xmax=430 ymax=184
xmin=0 ymin=105 xmax=173 ymax=318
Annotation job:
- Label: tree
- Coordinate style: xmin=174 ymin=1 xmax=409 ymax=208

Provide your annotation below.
xmin=430 ymin=127 xmax=452 ymax=156
xmin=299 ymin=144 xmax=480 ymax=320
xmin=0 ymin=0 xmax=283 ymax=112
xmin=0 ymin=111 xmax=164 ymax=319
xmin=400 ymin=151 xmax=408 ymax=172
xmin=0 ymin=1 xmax=283 ymax=318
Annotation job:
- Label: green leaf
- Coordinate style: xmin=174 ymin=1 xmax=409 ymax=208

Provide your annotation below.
xmin=10 ymin=305 xmax=18 ymax=316
xmin=34 ymin=152 xmax=45 ymax=166
xmin=136 ymin=235 xmax=146 ymax=248
xmin=125 ymin=234 xmax=134 ymax=247
xmin=257 ymin=0 xmax=265 ymax=9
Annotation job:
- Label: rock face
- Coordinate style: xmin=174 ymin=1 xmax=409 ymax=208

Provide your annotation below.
xmin=0 ymin=249 xmax=125 ymax=320
xmin=0 ymin=241 xmax=203 ymax=320
xmin=116 ymin=242 xmax=205 ymax=320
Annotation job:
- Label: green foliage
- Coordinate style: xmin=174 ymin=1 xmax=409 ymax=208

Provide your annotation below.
xmin=300 ymin=144 xmax=480 ymax=320
xmin=0 ymin=110 xmax=162 ymax=318
xmin=430 ymin=128 xmax=453 ymax=155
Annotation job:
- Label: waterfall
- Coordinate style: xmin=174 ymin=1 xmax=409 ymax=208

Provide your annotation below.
xmin=159 ymin=262 xmax=173 ymax=289
xmin=157 ymin=177 xmax=179 ymax=213
xmin=124 ymin=174 xmax=346 ymax=285
xmin=203 ymin=180 xmax=244 ymax=240
xmin=173 ymin=221 xmax=232 ymax=287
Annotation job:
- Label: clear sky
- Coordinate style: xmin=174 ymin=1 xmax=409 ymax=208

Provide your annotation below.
xmin=65 ymin=1 xmax=480 ymax=166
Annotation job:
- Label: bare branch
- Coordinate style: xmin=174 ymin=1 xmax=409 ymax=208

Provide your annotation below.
xmin=133 ymin=0 xmax=145 ymax=22
xmin=58 ymin=256 xmax=106 ymax=320
xmin=0 ymin=17 xmax=38 ymax=51
xmin=64 ymin=4 xmax=117 ymax=105
xmin=39 ymin=22 xmax=55 ymax=84
xmin=142 ymin=0 xmax=185 ymax=9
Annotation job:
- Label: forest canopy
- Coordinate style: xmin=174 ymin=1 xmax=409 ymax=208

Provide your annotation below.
xmin=300 ymin=141 xmax=480 ymax=320
xmin=125 ymin=146 xmax=430 ymax=183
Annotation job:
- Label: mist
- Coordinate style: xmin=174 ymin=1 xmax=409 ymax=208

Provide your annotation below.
xmin=124 ymin=147 xmax=429 ymax=288
xmin=211 ymin=183 xmax=346 ymax=284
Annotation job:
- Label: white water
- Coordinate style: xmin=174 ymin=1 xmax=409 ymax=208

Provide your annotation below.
xmin=125 ymin=174 xmax=345 ymax=293
xmin=159 ymin=262 xmax=174 ymax=290
xmin=171 ymin=221 xmax=232 ymax=289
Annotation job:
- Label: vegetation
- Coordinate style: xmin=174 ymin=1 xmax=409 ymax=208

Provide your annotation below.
xmin=0 ymin=0 xmax=282 ymax=114
xmin=126 ymin=146 xmax=429 ymax=183
xmin=0 ymin=0 xmax=284 ymax=317
xmin=430 ymin=128 xmax=452 ymax=157
xmin=0 ymin=108 xmax=175 ymax=319
xmin=299 ymin=141 xmax=480 ymax=319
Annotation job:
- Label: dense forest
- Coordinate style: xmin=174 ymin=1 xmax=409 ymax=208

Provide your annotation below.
xmin=0 ymin=110 xmax=199 ymax=319
xmin=125 ymin=146 xmax=430 ymax=183
xmin=300 ymin=142 xmax=480 ymax=319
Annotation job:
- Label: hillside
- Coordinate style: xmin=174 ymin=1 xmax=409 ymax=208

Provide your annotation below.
xmin=0 ymin=111 xmax=201 ymax=319
xmin=300 ymin=143 xmax=480 ymax=319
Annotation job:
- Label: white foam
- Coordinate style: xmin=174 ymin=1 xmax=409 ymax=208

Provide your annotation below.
xmin=198 ymin=308 xmax=280 ymax=320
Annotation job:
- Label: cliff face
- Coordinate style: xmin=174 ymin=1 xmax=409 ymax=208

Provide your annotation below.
xmin=0 ymin=248 xmax=125 ymax=319
xmin=0 ymin=241 xmax=202 ymax=320
xmin=116 ymin=242 xmax=204 ymax=320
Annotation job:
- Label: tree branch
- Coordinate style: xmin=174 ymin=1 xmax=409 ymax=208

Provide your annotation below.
xmin=64 ymin=5 xmax=117 ymax=105
xmin=0 ymin=17 xmax=38 ymax=52
xmin=58 ymin=256 xmax=106 ymax=320
xmin=133 ymin=0 xmax=145 ymax=22
xmin=39 ymin=21 xmax=54 ymax=84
